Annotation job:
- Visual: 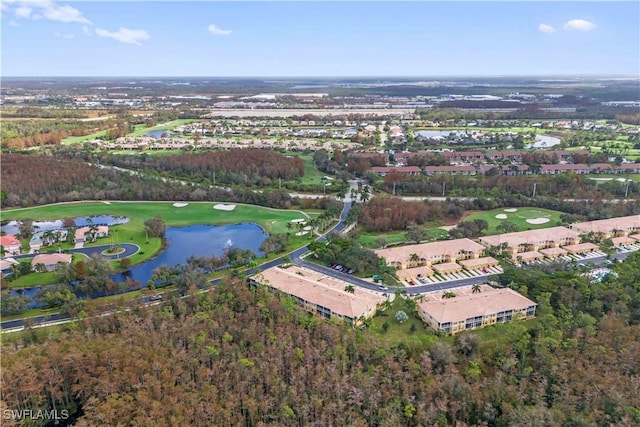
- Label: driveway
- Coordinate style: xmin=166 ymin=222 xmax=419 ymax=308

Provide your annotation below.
xmin=69 ymin=243 xmax=139 ymax=260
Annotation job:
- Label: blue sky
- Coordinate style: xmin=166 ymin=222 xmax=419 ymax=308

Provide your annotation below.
xmin=1 ymin=1 xmax=638 ymax=77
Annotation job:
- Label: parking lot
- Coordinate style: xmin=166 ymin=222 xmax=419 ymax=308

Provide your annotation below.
xmin=403 ymin=265 xmax=503 ymax=286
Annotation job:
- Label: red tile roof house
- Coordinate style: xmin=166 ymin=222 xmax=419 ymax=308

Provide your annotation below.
xmin=371 ymin=166 xmax=421 ymax=177
xmin=75 ymin=225 xmax=109 ymax=243
xmin=425 ymin=165 xmax=477 ymax=176
xmin=442 ymin=151 xmax=485 ymax=163
xmin=31 ymin=253 xmax=72 ymax=272
xmin=588 ymin=163 xmax=616 ymax=174
xmin=617 ymin=163 xmax=640 ymax=174
xmin=479 ymin=165 xmax=531 ymax=176
xmin=539 ymin=164 xmax=590 ymax=175
xmin=1 ymin=235 xmax=22 ymax=255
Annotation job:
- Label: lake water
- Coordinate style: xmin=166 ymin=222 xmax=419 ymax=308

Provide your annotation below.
xmin=527 ymin=135 xmax=561 ymax=148
xmin=112 ymin=223 xmax=267 ymax=284
xmin=415 ymin=130 xmax=457 ymax=139
xmin=1 ymin=215 xmax=130 ymax=236
xmin=146 ymin=130 xmax=173 ymax=138
xmin=12 ymin=222 xmax=268 ymax=307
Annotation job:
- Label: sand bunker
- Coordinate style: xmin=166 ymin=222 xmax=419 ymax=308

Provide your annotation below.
xmin=290 ymin=219 xmax=307 ymax=223
xmin=526 ymin=218 xmax=551 ymax=225
xmin=504 ymin=208 xmax=518 ymax=212
xmin=213 ymin=204 xmax=236 ymax=211
xmin=303 ymin=226 xmax=312 ymax=231
xmin=173 ymin=202 xmax=189 ymax=208
xmin=102 ymin=201 xmax=111 ymax=205
xmin=295 ymin=231 xmax=308 ymax=236
xmin=496 ymin=214 xmax=508 ymax=219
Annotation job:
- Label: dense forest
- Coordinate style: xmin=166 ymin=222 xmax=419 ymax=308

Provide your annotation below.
xmin=2 ymin=252 xmax=640 ymax=426
xmin=0 ymin=154 xmax=306 ymax=210
xmin=95 ymin=149 xmax=306 ymax=186
xmin=358 ymin=197 xmax=463 ymax=232
xmin=377 ymin=172 xmax=639 ymax=202
xmin=1 ymin=119 xmax=115 ymax=149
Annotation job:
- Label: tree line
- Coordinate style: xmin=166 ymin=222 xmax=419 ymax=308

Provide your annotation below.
xmin=96 ymin=149 xmax=305 ymax=186
xmin=0 ymin=153 xmax=331 ymax=211
xmin=2 ymin=261 xmax=639 ymax=426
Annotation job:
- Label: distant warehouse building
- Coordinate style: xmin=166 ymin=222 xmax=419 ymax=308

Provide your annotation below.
xmin=250 ymin=265 xmax=385 ymax=325
xmin=417 ymin=285 xmax=537 ymax=334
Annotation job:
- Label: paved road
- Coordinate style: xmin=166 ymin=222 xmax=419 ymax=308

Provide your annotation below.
xmin=2 ymin=195 xmax=634 ymax=331
xmin=9 ymin=243 xmax=140 ymax=261
xmin=70 ymin=243 xmax=140 ymax=259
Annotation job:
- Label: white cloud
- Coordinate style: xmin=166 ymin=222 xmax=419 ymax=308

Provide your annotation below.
xmin=40 ymin=3 xmax=91 ymax=24
xmin=538 ymin=23 xmax=555 ymax=34
xmin=14 ymin=5 xmax=32 ymax=18
xmin=54 ymin=31 xmax=74 ymax=39
xmin=208 ymin=24 xmax=231 ymax=36
xmin=95 ymin=27 xmax=150 ymax=45
xmin=9 ymin=19 xmax=20 ymax=26
xmin=8 ymin=0 xmax=92 ymax=24
xmin=564 ymin=19 xmax=596 ymax=32
xmin=82 ymin=25 xmax=92 ymax=35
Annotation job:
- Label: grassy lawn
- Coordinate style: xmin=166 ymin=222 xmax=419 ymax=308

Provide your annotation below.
xmin=367 ymin=294 xmax=438 ymax=348
xmin=7 ymin=254 xmax=86 ymax=289
xmin=2 ymin=201 xmax=311 ymax=288
xmin=463 ymin=207 xmax=563 ymax=235
xmin=359 ymin=228 xmax=449 ymax=249
xmin=587 ymin=174 xmax=640 ymax=183
xmin=292 ymin=152 xmax=329 ymax=186
xmin=61 ymin=130 xmax=108 ymax=145
xmin=126 ymin=119 xmax=196 ymax=137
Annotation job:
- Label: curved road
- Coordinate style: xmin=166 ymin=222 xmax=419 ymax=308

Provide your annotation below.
xmin=1 ymin=198 xmax=633 ymax=331
xmin=9 ymin=243 xmax=140 ymax=261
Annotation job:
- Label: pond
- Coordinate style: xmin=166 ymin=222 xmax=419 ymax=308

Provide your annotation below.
xmin=11 ymin=223 xmax=267 ymax=307
xmin=146 ymin=129 xmax=174 ymax=139
xmin=415 ymin=130 xmax=457 ymax=140
xmin=526 ymin=135 xmax=561 ymax=148
xmin=112 ymin=223 xmax=267 ymax=284
xmin=1 ymin=215 xmax=130 ymax=236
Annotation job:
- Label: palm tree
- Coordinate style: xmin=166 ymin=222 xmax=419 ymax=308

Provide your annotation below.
xmin=344 ymin=285 xmax=355 ymax=294
xmin=89 ymin=224 xmax=99 ymax=242
xmin=472 ymin=283 xmax=481 ymax=294
xmin=442 ymin=291 xmax=456 ymax=299
xmin=286 ymin=221 xmax=293 ymax=235
xmin=42 ymin=230 xmax=54 ymax=247
xmin=409 ymin=253 xmax=420 ymax=266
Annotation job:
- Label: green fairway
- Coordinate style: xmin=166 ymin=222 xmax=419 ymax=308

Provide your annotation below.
xmin=359 ymin=228 xmax=448 ymax=248
xmin=463 ymin=207 xmax=563 ymax=235
xmin=2 ymin=201 xmax=308 ymax=231
xmin=61 ymin=130 xmax=108 ymax=145
xmin=2 ymin=201 xmax=310 ymax=271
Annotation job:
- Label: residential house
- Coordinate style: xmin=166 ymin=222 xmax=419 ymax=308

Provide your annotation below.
xmin=424 ymin=165 xmax=477 ymax=176
xmin=417 ymin=285 xmax=537 ymax=334
xmin=0 ymin=257 xmax=19 ymax=277
xmin=539 ymin=164 xmax=590 ymax=175
xmin=75 ymin=226 xmax=109 ymax=243
xmin=375 ymin=239 xmax=485 ymax=270
xmin=0 ymin=235 xmax=21 ymax=255
xmin=31 ymin=253 xmax=72 ymax=272
xmin=371 ymin=166 xmax=421 ymax=177
xmin=479 ymin=227 xmax=581 ymax=260
xmin=569 ymin=215 xmax=640 ymax=239
xmin=250 ymin=266 xmax=385 ymax=325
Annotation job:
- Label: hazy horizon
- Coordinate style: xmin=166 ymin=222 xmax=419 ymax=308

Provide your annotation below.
xmin=2 ymin=1 xmax=638 ymax=77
